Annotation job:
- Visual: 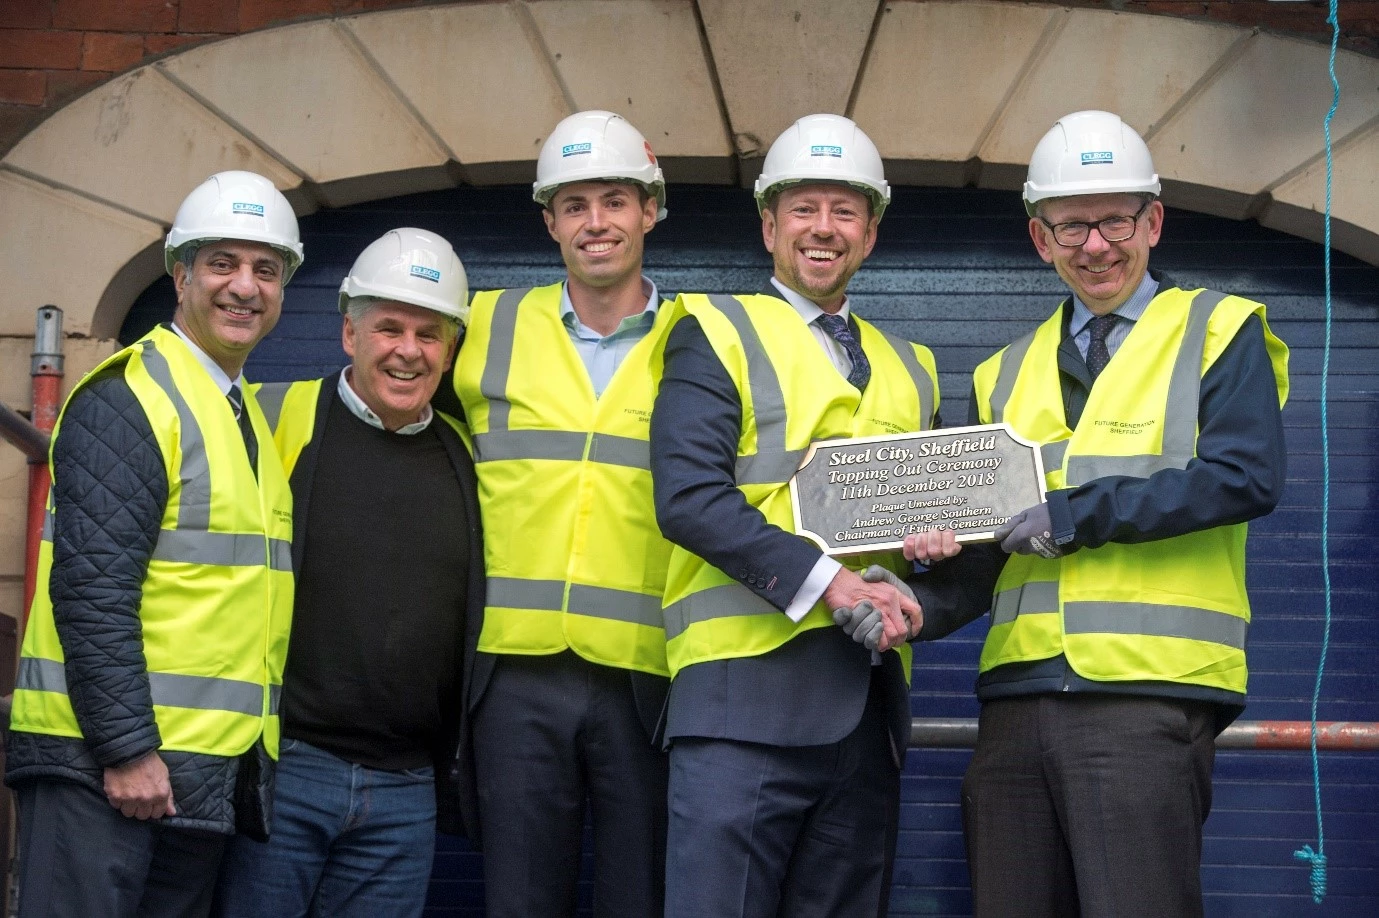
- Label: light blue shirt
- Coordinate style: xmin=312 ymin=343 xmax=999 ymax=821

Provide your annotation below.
xmin=560 ymin=277 xmax=660 ymax=398
xmin=1067 ymin=271 xmax=1160 ymax=361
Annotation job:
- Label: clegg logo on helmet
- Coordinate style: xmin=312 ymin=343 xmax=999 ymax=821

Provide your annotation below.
xmin=165 ymin=170 xmax=305 ymax=282
xmin=1023 ymin=110 xmax=1160 ymax=216
xmin=339 ymin=228 xmax=470 ymax=325
xmin=754 ymin=114 xmax=891 ymax=220
xmin=533 ymin=110 xmax=668 ymax=222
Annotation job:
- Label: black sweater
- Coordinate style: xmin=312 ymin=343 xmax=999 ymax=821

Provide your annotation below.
xmin=281 ymin=393 xmax=469 ymax=771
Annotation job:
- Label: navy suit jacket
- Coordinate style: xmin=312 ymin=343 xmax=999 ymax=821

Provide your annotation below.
xmin=650 ymin=287 xmax=913 ymax=762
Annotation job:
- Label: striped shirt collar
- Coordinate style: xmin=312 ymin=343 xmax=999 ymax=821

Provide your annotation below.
xmin=1068 ymin=270 xmax=1160 ymax=339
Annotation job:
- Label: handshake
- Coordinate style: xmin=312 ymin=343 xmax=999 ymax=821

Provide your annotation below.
xmin=828 ymin=565 xmax=921 ymax=654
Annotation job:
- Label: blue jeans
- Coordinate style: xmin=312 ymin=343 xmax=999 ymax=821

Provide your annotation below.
xmin=213 ymin=738 xmax=436 ymax=918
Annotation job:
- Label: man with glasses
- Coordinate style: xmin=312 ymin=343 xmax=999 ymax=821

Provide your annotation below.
xmin=910 ymin=110 xmax=1289 ymax=916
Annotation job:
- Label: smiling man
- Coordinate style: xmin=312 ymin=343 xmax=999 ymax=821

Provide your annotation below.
xmin=923 ymin=110 xmax=1291 ymax=917
xmin=210 ymin=228 xmax=482 ymax=918
xmin=649 ymin=114 xmax=940 ymax=918
xmin=6 ymin=171 xmax=301 ymax=917
xmin=452 ymin=111 xmax=677 ymax=918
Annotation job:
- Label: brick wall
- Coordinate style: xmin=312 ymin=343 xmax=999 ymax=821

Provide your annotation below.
xmin=1 ymin=0 xmax=1375 ymax=156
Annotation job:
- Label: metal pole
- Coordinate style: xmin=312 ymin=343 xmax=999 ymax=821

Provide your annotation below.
xmin=0 ymin=401 xmax=48 ymax=461
xmin=23 ymin=306 xmax=63 ymax=625
xmin=909 ymin=718 xmax=1379 ymax=752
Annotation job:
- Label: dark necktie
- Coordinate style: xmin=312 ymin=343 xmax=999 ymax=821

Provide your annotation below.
xmin=1085 ymin=313 xmax=1118 ymax=381
xmin=815 ymin=313 xmax=871 ymax=391
xmin=226 ymin=384 xmax=259 ymax=475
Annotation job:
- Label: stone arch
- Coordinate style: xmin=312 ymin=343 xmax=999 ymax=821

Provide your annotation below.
xmin=0 ymin=0 xmax=1374 ymax=342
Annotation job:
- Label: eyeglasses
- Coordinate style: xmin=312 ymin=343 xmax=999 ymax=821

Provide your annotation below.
xmin=1039 ymin=200 xmax=1151 ymax=247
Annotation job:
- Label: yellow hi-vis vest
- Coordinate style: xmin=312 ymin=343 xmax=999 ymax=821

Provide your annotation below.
xmin=251 ymin=376 xmax=471 ymax=478
xmin=11 ymin=325 xmax=294 ymax=758
xmin=972 ymin=287 xmax=1289 ymax=696
xmin=662 ymin=292 xmax=940 ymax=680
xmin=454 ymin=283 xmax=675 ymax=677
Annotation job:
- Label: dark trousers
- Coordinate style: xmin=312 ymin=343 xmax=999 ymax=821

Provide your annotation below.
xmin=664 ymin=683 xmax=899 ymax=918
xmin=15 ymin=779 xmax=228 ymax=918
xmin=962 ymin=694 xmax=1217 ymax=918
xmin=472 ymin=652 xmax=668 ymax=918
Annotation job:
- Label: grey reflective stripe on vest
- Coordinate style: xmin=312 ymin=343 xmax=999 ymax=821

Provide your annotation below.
xmin=1064 ymin=600 xmax=1248 ymax=650
xmin=1064 ymin=290 xmax=1225 ymax=486
xmin=987 ymin=327 xmax=1039 ymax=424
xmin=16 ymin=657 xmax=65 ymax=694
xmin=473 ymin=429 xmax=650 ymax=470
xmin=140 ymin=341 xmax=211 ymax=531
xmin=589 ymin=433 xmax=651 ymax=470
xmin=475 ymin=429 xmax=586 ymax=463
xmin=877 ymin=329 xmax=936 ymax=428
xmin=488 ymin=577 xmax=663 ymax=629
xmin=707 ymin=295 xmax=806 ymax=485
xmin=990 ymin=580 xmax=1059 ymax=628
xmin=478 ymin=287 xmax=530 ymax=435
xmin=1040 ymin=440 xmax=1068 ymax=473
xmin=568 ymin=584 xmax=662 ymax=628
xmin=255 ymin=381 xmax=292 ymax=430
xmin=152 ymin=530 xmax=292 ymax=572
xmin=42 ymin=505 xmax=53 ymax=542
xmin=149 ymin=672 xmax=265 ymax=716
xmin=663 ymin=581 xmax=776 ymax=641
xmin=18 ymin=657 xmax=270 ymax=717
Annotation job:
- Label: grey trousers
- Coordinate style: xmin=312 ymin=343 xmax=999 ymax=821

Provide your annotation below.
xmin=15 ymin=779 xmax=228 ymax=918
xmin=962 ymin=693 xmax=1217 ymax=918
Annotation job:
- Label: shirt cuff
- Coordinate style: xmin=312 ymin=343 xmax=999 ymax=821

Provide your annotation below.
xmin=785 ymin=556 xmax=843 ymax=622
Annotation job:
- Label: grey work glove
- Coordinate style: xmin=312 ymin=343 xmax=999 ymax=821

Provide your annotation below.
xmin=862 ymin=564 xmax=921 ymax=641
xmin=992 ymin=503 xmax=1064 ymax=559
xmin=861 ymin=564 xmax=916 ymax=602
xmin=833 ymin=600 xmax=885 ymax=651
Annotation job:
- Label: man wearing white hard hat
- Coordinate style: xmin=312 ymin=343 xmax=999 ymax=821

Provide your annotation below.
xmin=452 ymin=110 xmax=675 ymax=917
xmin=908 ymin=110 xmax=1290 ymax=916
xmin=212 ymin=228 xmax=482 ymax=917
xmin=649 ymin=113 xmax=940 ymax=917
xmin=6 ymin=170 xmax=301 ymax=916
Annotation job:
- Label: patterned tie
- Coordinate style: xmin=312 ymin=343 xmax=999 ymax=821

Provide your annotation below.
xmin=1085 ymin=313 xmax=1118 ymax=381
xmin=815 ymin=313 xmax=871 ymax=391
xmin=226 ymin=384 xmax=259 ymax=474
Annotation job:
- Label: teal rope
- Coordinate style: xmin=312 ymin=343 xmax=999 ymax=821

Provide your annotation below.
xmin=1292 ymin=0 xmax=1340 ymax=904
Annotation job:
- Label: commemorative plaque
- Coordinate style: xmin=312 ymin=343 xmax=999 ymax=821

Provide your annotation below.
xmin=789 ymin=424 xmax=1046 ymax=556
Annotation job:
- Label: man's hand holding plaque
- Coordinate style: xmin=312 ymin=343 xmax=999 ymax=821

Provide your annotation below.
xmin=902 ymin=527 xmax=963 ymax=566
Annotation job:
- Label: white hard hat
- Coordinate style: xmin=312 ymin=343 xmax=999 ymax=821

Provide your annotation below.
xmin=338 ymin=228 xmax=470 ymax=325
xmin=164 ymin=170 xmax=304 ymax=282
xmin=533 ymin=110 xmax=667 ymax=221
xmin=754 ymin=114 xmax=891 ymax=220
xmin=1023 ymin=110 xmax=1161 ymax=216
